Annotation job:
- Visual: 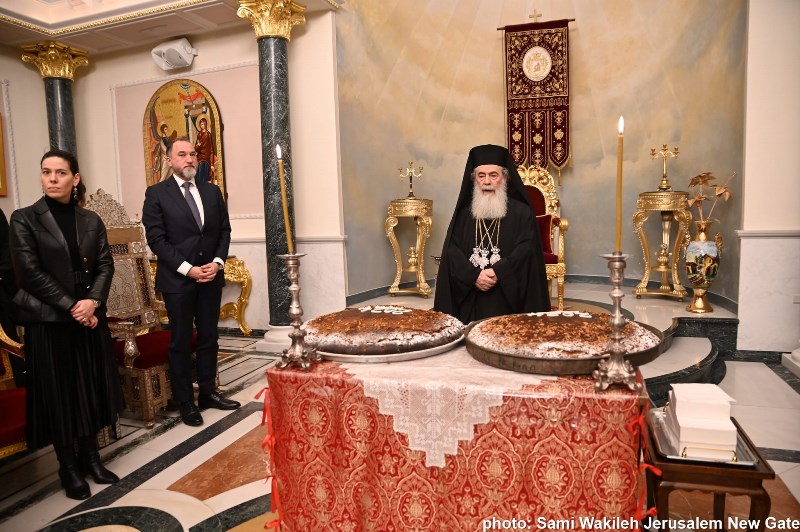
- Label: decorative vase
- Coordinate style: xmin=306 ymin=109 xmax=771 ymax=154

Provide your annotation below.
xmin=684 ymin=220 xmax=723 ymax=313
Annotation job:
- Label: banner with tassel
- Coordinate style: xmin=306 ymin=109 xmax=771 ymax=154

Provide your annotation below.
xmin=504 ymin=19 xmax=572 ymax=181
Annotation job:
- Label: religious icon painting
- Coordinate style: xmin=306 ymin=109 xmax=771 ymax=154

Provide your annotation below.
xmin=142 ymin=79 xmax=226 ymax=198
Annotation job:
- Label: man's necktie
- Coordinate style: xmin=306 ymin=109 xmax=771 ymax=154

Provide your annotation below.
xmin=182 ymin=181 xmax=203 ymax=229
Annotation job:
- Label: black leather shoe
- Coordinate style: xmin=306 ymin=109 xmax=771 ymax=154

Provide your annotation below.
xmin=59 ymin=464 xmax=91 ymax=500
xmin=179 ymin=401 xmax=204 ymax=426
xmin=79 ymin=452 xmax=120 ymax=484
xmin=198 ymin=392 xmax=241 ymax=410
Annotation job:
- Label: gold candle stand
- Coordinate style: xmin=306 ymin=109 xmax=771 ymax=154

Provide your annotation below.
xmin=593 ymin=252 xmax=642 ymax=392
xmin=276 ymin=253 xmax=320 ymax=371
xmin=650 ymin=144 xmax=679 ymax=191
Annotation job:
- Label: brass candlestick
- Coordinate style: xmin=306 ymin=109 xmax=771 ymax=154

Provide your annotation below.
xmin=593 ymin=252 xmax=642 ymax=392
xmin=276 ymin=253 xmax=320 ymax=371
xmin=650 ymin=144 xmax=679 ymax=191
xmin=398 ymin=162 xmax=424 ymax=198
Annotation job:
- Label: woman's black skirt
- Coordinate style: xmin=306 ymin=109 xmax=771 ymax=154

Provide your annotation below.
xmin=24 ymin=316 xmax=124 ymax=449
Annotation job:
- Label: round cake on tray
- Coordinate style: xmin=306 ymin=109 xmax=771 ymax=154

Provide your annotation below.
xmin=465 ymin=310 xmax=662 ymax=374
xmin=303 ymin=305 xmax=465 ymax=356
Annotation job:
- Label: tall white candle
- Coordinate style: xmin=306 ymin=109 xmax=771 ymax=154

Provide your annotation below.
xmin=615 ymin=116 xmax=624 ymax=253
xmin=276 ymin=144 xmax=294 ymax=254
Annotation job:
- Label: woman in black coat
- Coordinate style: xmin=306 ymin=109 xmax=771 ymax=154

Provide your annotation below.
xmin=9 ymin=149 xmax=123 ymax=500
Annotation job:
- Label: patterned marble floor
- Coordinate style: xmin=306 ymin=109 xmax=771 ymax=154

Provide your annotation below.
xmin=0 ymin=281 xmax=798 ymax=530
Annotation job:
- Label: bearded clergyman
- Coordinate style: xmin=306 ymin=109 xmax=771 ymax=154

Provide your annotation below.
xmin=433 ymin=144 xmax=550 ymax=323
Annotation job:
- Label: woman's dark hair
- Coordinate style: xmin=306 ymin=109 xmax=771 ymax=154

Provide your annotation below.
xmin=40 ymin=149 xmax=86 ymax=206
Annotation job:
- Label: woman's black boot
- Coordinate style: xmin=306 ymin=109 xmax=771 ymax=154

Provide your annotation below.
xmin=55 ymin=446 xmax=90 ymax=500
xmin=78 ymin=437 xmax=119 ymax=484
xmin=79 ymin=451 xmax=120 ymax=484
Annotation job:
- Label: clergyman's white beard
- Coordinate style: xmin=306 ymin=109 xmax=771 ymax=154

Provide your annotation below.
xmin=471 ymin=181 xmax=508 ymax=219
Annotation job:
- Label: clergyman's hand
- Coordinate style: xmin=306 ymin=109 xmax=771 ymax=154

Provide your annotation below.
xmin=475 ymin=268 xmax=498 ymax=292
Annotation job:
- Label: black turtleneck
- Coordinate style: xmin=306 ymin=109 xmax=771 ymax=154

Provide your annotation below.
xmin=44 ymin=196 xmax=81 ymax=273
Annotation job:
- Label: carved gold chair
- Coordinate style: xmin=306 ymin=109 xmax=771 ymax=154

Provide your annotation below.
xmin=518 ymin=165 xmax=569 ymax=310
xmin=86 ymin=189 xmax=176 ymax=427
xmin=0 ymin=325 xmax=26 ymax=459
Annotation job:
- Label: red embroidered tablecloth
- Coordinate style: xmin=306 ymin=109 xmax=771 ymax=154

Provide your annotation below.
xmin=267 ymin=348 xmax=646 ymax=531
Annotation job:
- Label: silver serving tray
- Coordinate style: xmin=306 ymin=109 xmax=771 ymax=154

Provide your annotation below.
xmin=647 ymin=408 xmax=757 ymax=466
xmin=464 ymin=317 xmax=663 ymax=375
xmin=318 ymin=336 xmax=463 ymax=363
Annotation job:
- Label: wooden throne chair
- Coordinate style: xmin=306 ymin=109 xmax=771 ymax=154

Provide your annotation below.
xmin=85 ymin=189 xmax=181 ymax=427
xmin=518 ymin=166 xmax=569 ymax=310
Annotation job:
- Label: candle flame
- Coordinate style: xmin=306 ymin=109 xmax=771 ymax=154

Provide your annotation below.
xmin=618 ymin=116 xmax=624 ymax=135
xmin=276 ymin=144 xmax=282 ymax=159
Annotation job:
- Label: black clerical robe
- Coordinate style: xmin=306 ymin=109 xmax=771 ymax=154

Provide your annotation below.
xmin=439 ymin=197 xmax=547 ymax=323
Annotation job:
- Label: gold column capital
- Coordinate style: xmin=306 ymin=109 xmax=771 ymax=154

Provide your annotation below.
xmin=21 ymin=41 xmax=89 ymax=80
xmin=237 ymin=0 xmax=306 ymax=40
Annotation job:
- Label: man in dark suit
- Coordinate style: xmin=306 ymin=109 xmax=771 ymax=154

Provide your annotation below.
xmin=142 ymin=137 xmax=239 ymax=426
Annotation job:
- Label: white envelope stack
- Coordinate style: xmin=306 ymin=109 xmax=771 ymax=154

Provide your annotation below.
xmin=663 ymin=383 xmax=737 ymax=461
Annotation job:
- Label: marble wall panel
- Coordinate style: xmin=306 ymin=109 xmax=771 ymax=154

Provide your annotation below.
xmin=737 ymin=233 xmax=800 ymax=352
xmin=222 ymin=238 xmax=347 ymax=332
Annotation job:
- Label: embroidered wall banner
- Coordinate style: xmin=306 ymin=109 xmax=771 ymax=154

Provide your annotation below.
xmin=504 ymin=20 xmax=571 ymax=173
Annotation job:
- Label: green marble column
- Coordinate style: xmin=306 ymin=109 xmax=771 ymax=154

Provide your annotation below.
xmin=21 ymin=41 xmax=88 ymax=154
xmin=239 ymin=0 xmax=306 ymax=328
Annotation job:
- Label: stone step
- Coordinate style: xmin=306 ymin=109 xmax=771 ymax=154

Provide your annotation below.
xmin=783 ymin=350 xmax=800 ymax=379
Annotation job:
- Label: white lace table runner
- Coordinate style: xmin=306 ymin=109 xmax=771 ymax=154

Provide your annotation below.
xmin=341 ymin=346 xmax=554 ymax=467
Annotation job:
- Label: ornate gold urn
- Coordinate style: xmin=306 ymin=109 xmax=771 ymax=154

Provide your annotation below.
xmin=684 ymin=220 xmax=723 ymax=313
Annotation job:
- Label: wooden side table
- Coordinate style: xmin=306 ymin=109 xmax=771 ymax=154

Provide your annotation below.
xmin=385 ymin=197 xmax=433 ymax=297
xmin=644 ymin=417 xmax=775 ymax=531
xmin=633 ymin=190 xmax=692 ymax=300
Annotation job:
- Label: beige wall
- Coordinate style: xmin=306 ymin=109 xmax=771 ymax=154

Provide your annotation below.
xmin=0 ymin=13 xmax=343 ymax=242
xmin=1 ymin=1 xmax=798 ymax=335
xmin=0 ymin=12 xmax=346 ymax=330
xmin=335 ymin=0 xmax=749 ymax=303
xmin=743 ymin=0 xmax=800 ymax=231
xmin=0 ymin=45 xmax=48 ymax=212
xmin=736 ymin=0 xmax=800 ymax=352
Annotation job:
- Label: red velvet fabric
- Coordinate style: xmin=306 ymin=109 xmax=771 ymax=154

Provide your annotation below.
xmin=0 ymin=388 xmax=26 ymax=448
xmin=525 ymin=185 xmax=546 ymax=215
xmin=536 ymin=215 xmax=554 ymax=254
xmin=526 ymin=185 xmax=558 ymax=257
xmin=543 ymin=251 xmax=559 ymax=264
xmin=113 ymin=330 xmax=198 ymax=369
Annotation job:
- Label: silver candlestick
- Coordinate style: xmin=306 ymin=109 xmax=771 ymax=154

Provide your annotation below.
xmin=593 ymin=252 xmax=642 ymax=392
xmin=275 ymin=253 xmax=320 ymax=371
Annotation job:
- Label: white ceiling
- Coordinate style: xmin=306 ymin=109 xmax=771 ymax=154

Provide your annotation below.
xmin=0 ymin=0 xmax=339 ymax=55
